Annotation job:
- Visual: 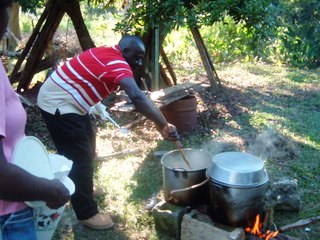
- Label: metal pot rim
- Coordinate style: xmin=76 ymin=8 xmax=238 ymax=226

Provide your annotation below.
xmin=206 ymin=151 xmax=269 ymax=186
xmin=208 ymin=175 xmax=269 ymax=188
xmin=161 ymin=148 xmax=212 ymax=171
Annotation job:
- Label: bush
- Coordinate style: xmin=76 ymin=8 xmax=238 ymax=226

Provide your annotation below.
xmin=275 ymin=0 xmax=320 ymax=68
xmin=164 ymin=1 xmax=320 ymax=69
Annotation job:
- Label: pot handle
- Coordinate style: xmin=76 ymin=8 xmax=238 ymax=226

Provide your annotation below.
xmin=172 ymin=168 xmax=188 ymax=178
xmin=169 ymin=177 xmax=210 ymax=196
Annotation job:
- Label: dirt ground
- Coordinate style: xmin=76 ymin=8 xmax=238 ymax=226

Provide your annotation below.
xmin=21 ymin=61 xmax=320 ymax=240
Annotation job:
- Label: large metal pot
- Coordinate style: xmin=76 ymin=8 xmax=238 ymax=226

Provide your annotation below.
xmin=206 ymin=152 xmax=269 ymax=227
xmin=161 ymin=148 xmax=212 ymax=206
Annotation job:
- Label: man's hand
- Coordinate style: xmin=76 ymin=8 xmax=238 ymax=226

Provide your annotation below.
xmin=159 ymin=123 xmax=180 ymax=141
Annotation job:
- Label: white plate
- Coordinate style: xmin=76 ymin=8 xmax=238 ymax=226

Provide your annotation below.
xmin=48 ymin=153 xmax=73 ymax=180
xmin=12 ymin=136 xmax=54 ymax=180
xmin=12 ymin=136 xmax=75 ymax=208
xmin=62 ymin=176 xmax=75 ymax=195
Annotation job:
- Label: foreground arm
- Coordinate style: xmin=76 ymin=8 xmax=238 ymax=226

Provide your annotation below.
xmin=119 ymin=77 xmax=179 ymax=141
xmin=0 ymin=138 xmax=70 ymax=209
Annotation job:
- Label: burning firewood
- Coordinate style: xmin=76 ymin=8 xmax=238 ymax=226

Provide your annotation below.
xmin=245 ymin=214 xmax=279 ymax=239
xmin=245 ymin=213 xmax=320 ymax=239
xmin=262 ymin=207 xmax=274 ymax=231
xmin=246 ymin=232 xmax=301 ymax=240
xmin=279 ymin=215 xmax=320 ymax=232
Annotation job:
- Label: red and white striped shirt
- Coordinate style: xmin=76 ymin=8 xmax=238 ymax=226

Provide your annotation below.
xmin=38 ymin=45 xmax=133 ymax=115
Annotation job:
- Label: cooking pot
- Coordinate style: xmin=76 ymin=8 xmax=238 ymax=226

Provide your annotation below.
xmin=161 ymin=148 xmax=212 ymax=206
xmin=206 ymin=151 xmax=269 ymax=227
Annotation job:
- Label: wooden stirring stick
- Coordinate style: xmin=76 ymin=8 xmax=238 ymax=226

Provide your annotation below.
xmin=139 ymin=79 xmax=192 ymax=170
xmin=175 ymin=140 xmax=192 ymax=169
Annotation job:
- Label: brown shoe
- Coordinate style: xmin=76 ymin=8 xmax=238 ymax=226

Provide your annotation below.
xmin=80 ymin=213 xmax=114 ymax=230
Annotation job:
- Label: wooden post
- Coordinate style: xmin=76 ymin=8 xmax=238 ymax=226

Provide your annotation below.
xmin=151 ymin=26 xmax=160 ymax=90
xmin=160 ymin=46 xmax=177 ymax=85
xmin=10 ymin=0 xmax=54 ymax=84
xmin=190 ymin=27 xmax=220 ymax=90
xmin=10 ymin=0 xmax=95 ymax=91
xmin=16 ymin=2 xmax=64 ymax=92
xmin=59 ymin=0 xmax=95 ymax=51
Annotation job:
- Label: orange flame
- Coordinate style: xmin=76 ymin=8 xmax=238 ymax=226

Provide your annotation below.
xmin=245 ymin=214 xmax=279 ymax=239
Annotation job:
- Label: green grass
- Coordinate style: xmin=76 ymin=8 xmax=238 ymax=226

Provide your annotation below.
xmin=48 ymin=62 xmax=320 ymax=240
xmin=19 ymin=9 xmax=320 ymax=240
xmin=219 ymin=64 xmax=320 ymax=239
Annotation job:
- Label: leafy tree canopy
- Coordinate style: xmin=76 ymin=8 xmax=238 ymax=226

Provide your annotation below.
xmin=276 ymin=0 xmax=320 ymax=68
xmin=17 ymin=0 xmax=46 ymax=12
xmin=16 ymin=0 xmax=116 ymax=13
xmin=116 ymin=0 xmax=273 ymax=35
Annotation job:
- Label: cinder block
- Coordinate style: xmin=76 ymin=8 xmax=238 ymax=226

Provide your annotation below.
xmin=181 ymin=210 xmax=246 ymax=240
xmin=152 ymin=200 xmax=190 ymax=239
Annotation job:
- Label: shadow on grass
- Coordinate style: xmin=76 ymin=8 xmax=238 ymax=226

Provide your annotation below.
xmin=33 ymin=64 xmax=319 ymax=240
xmin=123 ymin=73 xmax=319 ymax=239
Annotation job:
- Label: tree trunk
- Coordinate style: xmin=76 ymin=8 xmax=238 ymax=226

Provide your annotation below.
xmin=8 ymin=2 xmax=21 ymax=51
xmin=10 ymin=0 xmax=53 ymax=84
xmin=140 ymin=28 xmax=174 ymax=90
xmin=10 ymin=0 xmax=95 ymax=91
xmin=190 ymin=27 xmax=220 ymax=90
xmin=16 ymin=0 xmax=64 ymax=92
xmin=160 ymin=46 xmax=177 ymax=85
xmin=59 ymin=0 xmax=95 ymax=50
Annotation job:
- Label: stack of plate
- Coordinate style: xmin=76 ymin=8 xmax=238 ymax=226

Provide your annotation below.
xmin=12 ymin=136 xmax=75 ymax=208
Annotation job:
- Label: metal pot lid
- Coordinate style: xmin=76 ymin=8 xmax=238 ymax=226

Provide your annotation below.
xmin=206 ymin=151 xmax=269 ymax=187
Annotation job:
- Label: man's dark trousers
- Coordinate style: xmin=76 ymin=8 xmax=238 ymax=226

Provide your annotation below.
xmin=40 ymin=109 xmax=98 ymax=220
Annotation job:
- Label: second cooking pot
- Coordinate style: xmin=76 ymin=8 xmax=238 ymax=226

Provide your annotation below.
xmin=206 ymin=151 xmax=269 ymax=227
xmin=161 ymin=148 xmax=212 ymax=206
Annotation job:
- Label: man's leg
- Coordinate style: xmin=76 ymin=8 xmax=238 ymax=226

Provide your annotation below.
xmin=40 ymin=109 xmax=98 ymax=220
xmin=40 ymin=109 xmax=114 ymax=230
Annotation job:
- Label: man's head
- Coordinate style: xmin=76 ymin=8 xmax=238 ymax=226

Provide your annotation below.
xmin=119 ymin=35 xmax=145 ymax=70
xmin=0 ymin=0 xmax=12 ymax=39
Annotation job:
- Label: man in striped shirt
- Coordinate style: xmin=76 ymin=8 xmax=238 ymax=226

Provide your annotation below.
xmin=37 ymin=35 xmax=179 ymax=230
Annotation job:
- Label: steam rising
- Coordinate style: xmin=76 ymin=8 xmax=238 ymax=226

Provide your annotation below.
xmin=202 ymin=128 xmax=297 ymax=163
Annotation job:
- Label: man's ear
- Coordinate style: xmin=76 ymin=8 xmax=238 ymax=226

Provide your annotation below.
xmin=122 ymin=47 xmax=129 ymax=57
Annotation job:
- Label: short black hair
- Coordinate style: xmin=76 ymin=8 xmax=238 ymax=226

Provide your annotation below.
xmin=119 ymin=35 xmax=144 ymax=49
